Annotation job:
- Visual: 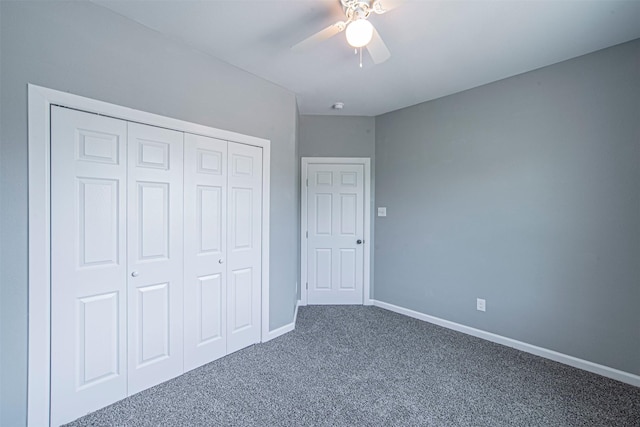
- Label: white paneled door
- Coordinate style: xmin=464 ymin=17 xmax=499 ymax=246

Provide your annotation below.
xmin=184 ymin=134 xmax=228 ymax=371
xmin=50 ymin=106 xmax=263 ymax=425
xmin=306 ymin=163 xmax=364 ymax=304
xmin=227 ymin=142 xmax=263 ymax=353
xmin=51 ymin=107 xmax=128 ymax=426
xmin=126 ymin=123 xmax=184 ymax=395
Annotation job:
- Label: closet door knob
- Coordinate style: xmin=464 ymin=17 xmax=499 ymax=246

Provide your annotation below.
xmin=218 ymin=259 xmax=224 ymax=264
xmin=131 ymin=271 xmax=139 ymax=277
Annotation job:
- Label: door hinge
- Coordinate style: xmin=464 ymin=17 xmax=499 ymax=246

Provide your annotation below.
xmin=306 ymin=231 xmax=308 ymax=238
xmin=306 ymin=178 xmax=308 ymax=187
xmin=306 ymin=282 xmax=308 ymax=290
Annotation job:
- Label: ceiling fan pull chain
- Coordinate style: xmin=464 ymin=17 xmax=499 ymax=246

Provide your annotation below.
xmin=359 ymin=47 xmax=363 ymax=68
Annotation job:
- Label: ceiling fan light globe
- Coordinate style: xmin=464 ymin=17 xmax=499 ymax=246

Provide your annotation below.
xmin=346 ymin=19 xmax=374 ymax=48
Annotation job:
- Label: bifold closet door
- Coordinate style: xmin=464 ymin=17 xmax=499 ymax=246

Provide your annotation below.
xmin=50 ymin=105 xmax=261 ymax=425
xmin=184 ymin=134 xmax=228 ymax=371
xmin=184 ymin=137 xmax=263 ymax=366
xmin=126 ymin=123 xmax=184 ymax=395
xmin=51 ymin=109 xmax=186 ymax=424
xmin=227 ymin=142 xmax=263 ymax=354
xmin=51 ymin=107 xmax=128 ymax=426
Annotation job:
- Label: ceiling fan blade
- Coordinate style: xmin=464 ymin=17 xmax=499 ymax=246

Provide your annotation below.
xmin=291 ymin=21 xmax=346 ymax=52
xmin=372 ymin=0 xmax=403 ymax=14
xmin=367 ymin=27 xmax=391 ymax=64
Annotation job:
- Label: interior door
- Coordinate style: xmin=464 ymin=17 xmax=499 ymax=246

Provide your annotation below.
xmin=307 ymin=163 xmax=364 ymax=304
xmin=226 ymin=142 xmax=262 ymax=353
xmin=126 ymin=122 xmax=184 ymax=395
xmin=50 ymin=107 xmax=128 ymax=426
xmin=184 ymin=133 xmax=228 ymax=371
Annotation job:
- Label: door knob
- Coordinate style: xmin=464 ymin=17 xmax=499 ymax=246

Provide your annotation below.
xmin=356 ymin=239 xmax=363 ymax=245
xmin=131 ymin=271 xmax=139 ymax=277
xmin=219 ymin=259 xmax=224 ymax=264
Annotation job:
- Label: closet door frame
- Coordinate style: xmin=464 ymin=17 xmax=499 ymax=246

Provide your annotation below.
xmin=27 ymin=84 xmax=271 ymax=427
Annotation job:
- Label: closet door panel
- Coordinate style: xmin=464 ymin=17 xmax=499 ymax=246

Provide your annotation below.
xmin=50 ymin=107 xmax=128 ymax=426
xmin=227 ymin=142 xmax=262 ymax=354
xmin=127 ymin=123 xmax=184 ymax=395
xmin=184 ymin=134 xmax=228 ymax=371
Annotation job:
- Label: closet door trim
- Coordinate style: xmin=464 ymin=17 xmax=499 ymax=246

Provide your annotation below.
xmin=27 ymin=84 xmax=271 ymax=427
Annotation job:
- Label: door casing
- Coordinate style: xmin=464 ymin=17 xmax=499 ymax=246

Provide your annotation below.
xmin=300 ymin=157 xmax=372 ymax=306
xmin=27 ymin=84 xmax=271 ymax=426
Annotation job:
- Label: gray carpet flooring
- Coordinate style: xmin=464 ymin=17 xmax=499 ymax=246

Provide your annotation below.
xmin=66 ymin=305 xmax=640 ymax=426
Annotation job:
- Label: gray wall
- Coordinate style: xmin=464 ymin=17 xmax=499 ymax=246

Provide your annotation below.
xmin=0 ymin=1 xmax=299 ymax=424
xmin=299 ymin=115 xmax=376 ymax=299
xmin=300 ymin=115 xmax=375 ymax=158
xmin=375 ymin=39 xmax=640 ymax=376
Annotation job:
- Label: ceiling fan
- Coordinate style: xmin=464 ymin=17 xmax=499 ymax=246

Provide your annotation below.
xmin=292 ymin=0 xmax=402 ymax=65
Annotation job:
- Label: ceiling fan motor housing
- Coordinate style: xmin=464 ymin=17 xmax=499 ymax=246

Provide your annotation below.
xmin=342 ymin=0 xmax=374 ymax=21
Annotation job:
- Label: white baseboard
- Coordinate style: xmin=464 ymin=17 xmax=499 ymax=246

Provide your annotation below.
xmin=372 ymin=299 xmax=640 ymax=388
xmin=294 ymin=299 xmax=301 ymax=323
xmin=263 ymin=300 xmax=300 ymax=342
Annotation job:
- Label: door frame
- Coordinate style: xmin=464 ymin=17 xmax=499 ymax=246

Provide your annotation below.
xmin=300 ymin=157 xmax=372 ymax=306
xmin=27 ymin=84 xmax=271 ymax=426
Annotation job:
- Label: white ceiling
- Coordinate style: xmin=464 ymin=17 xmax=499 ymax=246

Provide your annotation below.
xmin=94 ymin=0 xmax=640 ymax=116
